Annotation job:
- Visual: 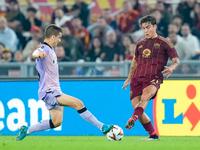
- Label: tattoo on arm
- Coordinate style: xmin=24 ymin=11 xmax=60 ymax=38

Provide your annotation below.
xmin=171 ymin=58 xmax=180 ymax=70
xmin=173 ymin=59 xmax=180 ymax=67
xmin=173 ymin=60 xmax=179 ymax=64
xmin=172 ymin=57 xmax=179 ymax=64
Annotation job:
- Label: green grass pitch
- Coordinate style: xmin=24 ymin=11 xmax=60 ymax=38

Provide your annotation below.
xmin=0 ymin=136 xmax=200 ymax=150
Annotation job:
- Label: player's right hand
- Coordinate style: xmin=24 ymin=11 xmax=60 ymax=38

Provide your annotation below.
xmin=38 ymin=52 xmax=47 ymax=58
xmin=122 ymin=79 xmax=130 ymax=90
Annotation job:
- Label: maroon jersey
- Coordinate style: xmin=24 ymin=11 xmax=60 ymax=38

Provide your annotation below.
xmin=133 ymin=35 xmax=178 ymax=82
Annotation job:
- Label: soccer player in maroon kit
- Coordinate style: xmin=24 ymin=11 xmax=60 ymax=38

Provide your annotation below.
xmin=122 ymin=15 xmax=180 ymax=140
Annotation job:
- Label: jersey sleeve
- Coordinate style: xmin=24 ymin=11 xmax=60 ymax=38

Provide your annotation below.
xmin=165 ymin=40 xmax=179 ymax=60
xmin=37 ymin=45 xmax=49 ymax=53
xmin=35 ymin=45 xmax=50 ymax=60
xmin=132 ymin=54 xmax=135 ymax=60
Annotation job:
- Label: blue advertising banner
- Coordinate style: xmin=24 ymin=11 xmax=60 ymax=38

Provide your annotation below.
xmin=0 ymin=81 xmax=153 ymax=136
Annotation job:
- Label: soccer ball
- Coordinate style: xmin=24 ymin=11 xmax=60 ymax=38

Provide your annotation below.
xmin=106 ymin=125 xmax=124 ymax=141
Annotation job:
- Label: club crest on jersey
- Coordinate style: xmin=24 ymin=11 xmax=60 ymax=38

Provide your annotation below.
xmin=154 ymin=43 xmax=160 ymax=49
xmin=38 ymin=45 xmax=44 ymax=51
xmin=142 ymin=49 xmax=151 ymax=58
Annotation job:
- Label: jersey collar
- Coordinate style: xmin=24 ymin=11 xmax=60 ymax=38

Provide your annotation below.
xmin=43 ymin=42 xmax=52 ymax=49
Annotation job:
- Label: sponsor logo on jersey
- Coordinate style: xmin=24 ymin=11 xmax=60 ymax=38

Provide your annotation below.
xmin=139 ymin=45 xmax=143 ymax=49
xmin=142 ymin=49 xmax=151 ymax=58
xmin=53 ymin=59 xmax=57 ymax=64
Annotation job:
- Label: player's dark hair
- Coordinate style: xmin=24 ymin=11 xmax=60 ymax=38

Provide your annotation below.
xmin=140 ymin=15 xmax=157 ymax=26
xmin=44 ymin=24 xmax=62 ymax=39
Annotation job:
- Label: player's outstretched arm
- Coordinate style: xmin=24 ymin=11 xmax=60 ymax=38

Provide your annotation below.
xmin=162 ymin=57 xmax=180 ymax=78
xmin=32 ymin=49 xmax=47 ymax=59
xmin=122 ymin=59 xmax=138 ymax=90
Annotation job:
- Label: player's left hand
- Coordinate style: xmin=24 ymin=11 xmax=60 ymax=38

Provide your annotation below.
xmin=122 ymin=79 xmax=130 ymax=90
xmin=162 ymin=66 xmax=173 ymax=78
xmin=39 ymin=52 xmax=47 ymax=58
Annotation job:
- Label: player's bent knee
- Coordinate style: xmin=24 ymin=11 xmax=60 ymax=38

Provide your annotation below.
xmin=49 ymin=119 xmax=62 ymax=128
xmin=54 ymin=122 xmax=62 ymax=127
xmin=141 ymin=94 xmax=150 ymax=102
xmin=51 ymin=116 xmax=63 ymax=128
xmin=75 ymin=99 xmax=84 ymax=110
xmin=53 ymin=119 xmax=63 ymax=127
xmin=142 ymin=91 xmax=156 ymax=101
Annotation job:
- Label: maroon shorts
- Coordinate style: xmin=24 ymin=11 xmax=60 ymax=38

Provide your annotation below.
xmin=130 ymin=77 xmax=161 ymax=100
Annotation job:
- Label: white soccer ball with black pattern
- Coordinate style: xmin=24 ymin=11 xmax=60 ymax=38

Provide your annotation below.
xmin=106 ymin=125 xmax=124 ymax=141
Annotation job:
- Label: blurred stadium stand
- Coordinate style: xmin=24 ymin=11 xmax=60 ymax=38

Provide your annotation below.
xmin=0 ymin=60 xmax=199 ymax=78
xmin=0 ymin=0 xmax=200 ymax=79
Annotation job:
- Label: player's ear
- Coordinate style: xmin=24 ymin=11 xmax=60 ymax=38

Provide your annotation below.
xmin=153 ymin=24 xmax=157 ymax=30
xmin=51 ymin=35 xmax=55 ymax=39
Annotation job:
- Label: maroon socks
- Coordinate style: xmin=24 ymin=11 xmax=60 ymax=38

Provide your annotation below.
xmin=142 ymin=121 xmax=156 ymax=136
xmin=131 ymin=107 xmax=144 ymax=121
xmin=131 ymin=107 xmax=156 ymax=136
